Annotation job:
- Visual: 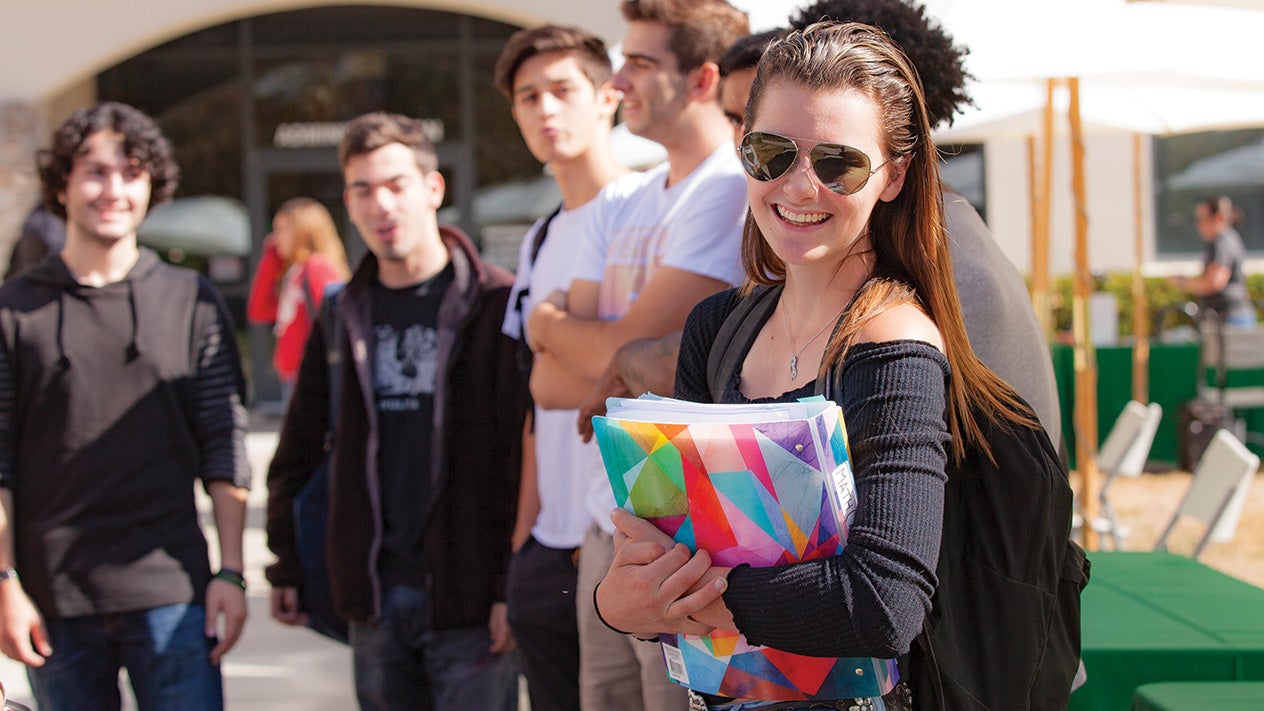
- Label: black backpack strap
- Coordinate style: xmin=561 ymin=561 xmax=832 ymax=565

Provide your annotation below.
xmin=531 ymin=204 xmax=563 ymax=264
xmin=705 ymin=285 xmax=782 ymax=401
xmin=513 ymin=204 xmax=564 ymax=317
xmin=300 ymin=267 xmax=319 ymax=320
xmin=513 ymin=205 xmax=564 ymax=377
xmin=705 ymin=284 xmax=853 ymax=401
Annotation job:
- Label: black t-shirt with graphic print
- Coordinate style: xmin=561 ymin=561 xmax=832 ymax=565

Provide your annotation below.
xmin=371 ymin=262 xmax=454 ymax=587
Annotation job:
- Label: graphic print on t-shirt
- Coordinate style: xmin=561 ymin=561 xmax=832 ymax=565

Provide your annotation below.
xmin=373 ymin=323 xmax=438 ymax=412
xmin=597 ymin=224 xmax=666 ymax=319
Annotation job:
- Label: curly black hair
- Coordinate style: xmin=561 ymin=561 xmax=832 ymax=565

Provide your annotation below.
xmin=789 ymin=0 xmax=974 ymax=128
xmin=37 ymin=102 xmax=180 ymax=220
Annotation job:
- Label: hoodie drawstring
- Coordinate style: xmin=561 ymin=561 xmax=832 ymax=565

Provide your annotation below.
xmin=126 ymin=280 xmax=141 ymax=362
xmin=55 ymin=292 xmax=70 ymax=372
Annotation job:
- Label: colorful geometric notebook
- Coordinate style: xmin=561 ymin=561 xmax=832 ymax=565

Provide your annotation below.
xmin=592 ymin=396 xmax=899 ymax=701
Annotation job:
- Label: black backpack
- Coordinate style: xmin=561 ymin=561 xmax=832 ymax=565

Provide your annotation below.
xmin=292 ymin=281 xmax=348 ymax=644
xmin=707 ymin=285 xmax=1089 ymax=710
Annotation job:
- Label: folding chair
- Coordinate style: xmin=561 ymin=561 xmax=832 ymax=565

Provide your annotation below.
xmin=1091 ymin=400 xmax=1163 ymax=550
xmin=1155 ymin=429 xmax=1259 ymax=559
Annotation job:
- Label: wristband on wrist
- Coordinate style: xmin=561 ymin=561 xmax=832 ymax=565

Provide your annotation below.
xmin=592 ymin=580 xmax=658 ymax=642
xmin=0 ymin=567 xmax=17 ymax=583
xmin=213 ymin=568 xmax=246 ymax=591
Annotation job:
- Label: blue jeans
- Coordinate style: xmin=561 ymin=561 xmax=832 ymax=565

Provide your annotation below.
xmin=27 ymin=603 xmax=222 ymax=711
xmin=1225 ymin=311 xmax=1258 ymax=328
xmin=350 ymin=583 xmax=519 ymax=711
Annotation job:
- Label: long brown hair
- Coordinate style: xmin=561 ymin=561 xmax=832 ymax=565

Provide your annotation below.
xmin=275 ymin=197 xmax=350 ymax=279
xmin=743 ymin=22 xmax=1034 ymax=461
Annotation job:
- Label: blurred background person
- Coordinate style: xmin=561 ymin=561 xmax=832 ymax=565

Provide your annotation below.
xmin=4 ymin=205 xmax=65 ymax=281
xmin=718 ymin=28 xmax=788 ymax=141
xmin=247 ymin=197 xmax=350 ymax=398
xmin=1170 ymin=195 xmax=1255 ymax=327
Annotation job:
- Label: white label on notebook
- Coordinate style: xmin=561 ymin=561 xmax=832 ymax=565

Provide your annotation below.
xmin=832 ymin=461 xmax=857 ymax=529
xmin=663 ymin=643 xmax=690 ymax=684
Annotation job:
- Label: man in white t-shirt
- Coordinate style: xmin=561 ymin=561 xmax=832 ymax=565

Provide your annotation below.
xmin=525 ymin=1 xmax=749 ymax=709
xmin=494 ymin=25 xmax=629 ymax=711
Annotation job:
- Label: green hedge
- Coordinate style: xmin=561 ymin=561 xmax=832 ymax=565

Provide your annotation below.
xmin=1047 ymin=274 xmax=1264 ymax=337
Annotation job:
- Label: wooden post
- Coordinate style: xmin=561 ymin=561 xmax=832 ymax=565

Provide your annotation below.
xmin=1132 ymin=132 xmax=1150 ymax=404
xmin=1031 ymin=78 xmax=1057 ymax=341
xmin=1028 ymin=135 xmax=1046 ymax=333
xmin=1068 ymin=77 xmax=1101 ymax=551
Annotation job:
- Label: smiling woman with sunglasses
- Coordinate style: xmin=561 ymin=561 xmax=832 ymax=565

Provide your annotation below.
xmin=594 ymin=22 xmax=1074 ymax=711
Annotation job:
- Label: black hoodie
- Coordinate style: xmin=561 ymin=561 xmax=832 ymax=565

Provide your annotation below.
xmin=0 ymin=248 xmax=251 ymax=619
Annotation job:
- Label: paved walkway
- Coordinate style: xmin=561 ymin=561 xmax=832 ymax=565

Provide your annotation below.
xmin=0 ymin=413 xmax=357 ymax=709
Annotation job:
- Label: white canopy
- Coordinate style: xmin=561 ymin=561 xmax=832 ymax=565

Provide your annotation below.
xmin=930 ymin=0 xmax=1264 ymax=140
xmin=138 ymin=196 xmax=251 ymax=257
xmin=1168 ymin=137 xmax=1264 ymax=191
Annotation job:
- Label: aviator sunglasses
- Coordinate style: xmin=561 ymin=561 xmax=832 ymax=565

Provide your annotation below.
xmin=738 ymin=131 xmax=889 ymax=195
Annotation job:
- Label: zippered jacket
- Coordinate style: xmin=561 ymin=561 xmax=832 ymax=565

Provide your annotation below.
xmin=266 ymin=226 xmax=527 ymax=628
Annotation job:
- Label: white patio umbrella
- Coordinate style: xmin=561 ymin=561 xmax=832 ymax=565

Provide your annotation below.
xmin=936 ymin=79 xmax=1264 ymax=145
xmin=1168 ymin=137 xmax=1264 ymax=191
xmin=926 ymin=0 xmax=1264 ymax=548
xmin=1130 ymin=0 xmax=1264 ymax=7
xmin=138 ymin=196 xmax=251 ymax=257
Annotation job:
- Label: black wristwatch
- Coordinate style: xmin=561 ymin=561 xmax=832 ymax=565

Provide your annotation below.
xmin=213 ymin=567 xmax=247 ymax=591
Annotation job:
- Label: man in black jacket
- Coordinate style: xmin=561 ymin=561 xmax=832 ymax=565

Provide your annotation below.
xmin=264 ymin=112 xmax=527 ymax=711
xmin=0 ymin=102 xmax=251 ymax=710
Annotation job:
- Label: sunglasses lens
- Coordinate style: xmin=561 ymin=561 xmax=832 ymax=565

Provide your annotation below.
xmin=740 ymin=132 xmax=798 ymax=182
xmin=811 ymin=143 xmax=872 ymax=194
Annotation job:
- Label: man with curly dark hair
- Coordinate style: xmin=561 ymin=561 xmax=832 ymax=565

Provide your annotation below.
xmin=37 ymin=102 xmax=181 ymax=224
xmin=0 ymin=102 xmax=251 ymax=710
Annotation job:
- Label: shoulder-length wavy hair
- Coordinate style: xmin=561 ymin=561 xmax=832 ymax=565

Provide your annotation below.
xmin=741 ymin=22 xmax=1033 ymax=460
xmin=275 ymin=197 xmax=350 ymax=279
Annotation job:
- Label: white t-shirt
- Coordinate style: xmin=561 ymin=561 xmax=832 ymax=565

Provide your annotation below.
xmin=502 ymin=202 xmax=605 ymax=549
xmin=573 ymin=143 xmax=748 ymax=532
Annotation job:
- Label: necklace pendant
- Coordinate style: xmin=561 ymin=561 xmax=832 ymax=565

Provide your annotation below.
xmin=789 ymin=354 xmax=798 ymax=380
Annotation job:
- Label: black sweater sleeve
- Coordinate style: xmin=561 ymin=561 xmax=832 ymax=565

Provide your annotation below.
xmin=192 ymin=279 xmax=252 ymax=490
xmin=675 ymin=292 xmax=951 ymax=659
xmin=724 ymin=342 xmax=949 ymax=658
xmin=0 ymin=341 xmax=14 ymax=490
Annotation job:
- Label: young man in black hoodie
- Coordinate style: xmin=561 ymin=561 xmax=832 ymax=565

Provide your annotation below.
xmin=0 ymin=102 xmax=251 ymax=709
xmin=264 ymin=112 xmax=526 ymax=710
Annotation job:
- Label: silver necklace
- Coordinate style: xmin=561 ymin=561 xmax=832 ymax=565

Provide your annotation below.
xmin=781 ymin=298 xmax=848 ymax=380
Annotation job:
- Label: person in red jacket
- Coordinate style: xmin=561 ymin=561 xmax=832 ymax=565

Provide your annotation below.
xmin=247 ymin=197 xmax=350 ymax=392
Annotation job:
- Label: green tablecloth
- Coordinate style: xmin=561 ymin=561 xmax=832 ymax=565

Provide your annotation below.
xmin=1069 ymin=552 xmax=1264 ymax=711
xmin=1132 ymin=681 xmax=1264 ymax=710
xmin=1051 ymin=342 xmax=1264 ymax=468
xmin=1051 ymin=343 xmax=1199 ymax=467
